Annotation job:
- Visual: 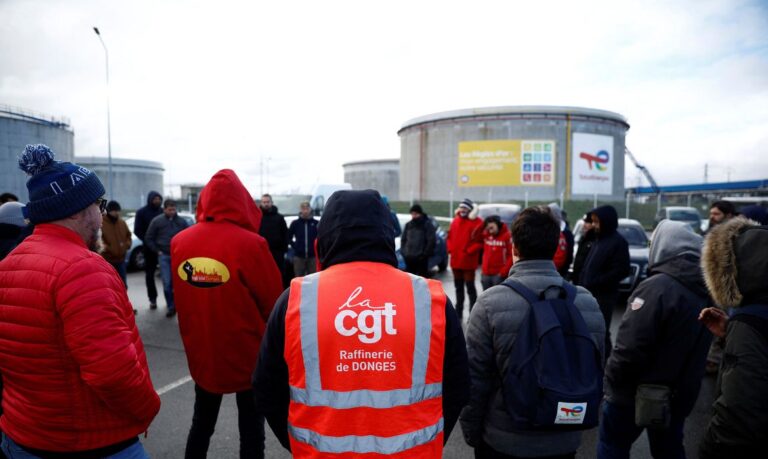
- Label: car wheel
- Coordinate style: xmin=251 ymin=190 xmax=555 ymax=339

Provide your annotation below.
xmin=130 ymin=247 xmax=146 ymax=271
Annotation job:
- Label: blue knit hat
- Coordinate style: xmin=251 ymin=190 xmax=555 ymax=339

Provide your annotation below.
xmin=18 ymin=144 xmax=106 ymax=224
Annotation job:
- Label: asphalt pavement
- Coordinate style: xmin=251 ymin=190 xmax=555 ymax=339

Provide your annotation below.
xmin=129 ymin=268 xmax=714 ymax=458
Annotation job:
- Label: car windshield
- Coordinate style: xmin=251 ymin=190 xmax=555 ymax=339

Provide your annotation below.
xmin=478 ymin=206 xmax=520 ymax=227
xmin=618 ymin=225 xmax=648 ymax=247
xmin=668 ymin=210 xmax=700 ymax=222
xmin=271 ymin=194 xmax=311 ymax=215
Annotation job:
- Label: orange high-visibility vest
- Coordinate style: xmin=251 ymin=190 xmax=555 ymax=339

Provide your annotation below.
xmin=284 ymin=261 xmax=447 ymax=458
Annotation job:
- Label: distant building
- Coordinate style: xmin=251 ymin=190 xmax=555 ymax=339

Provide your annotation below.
xmin=1 ymin=105 xmax=74 ymax=201
xmin=343 ymin=159 xmax=399 ymax=201
xmin=76 ymin=156 xmax=164 ymax=211
xmin=179 ymin=183 xmax=205 ymax=212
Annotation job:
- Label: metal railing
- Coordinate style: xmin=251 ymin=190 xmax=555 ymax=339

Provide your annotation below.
xmin=0 ymin=104 xmax=71 ymax=129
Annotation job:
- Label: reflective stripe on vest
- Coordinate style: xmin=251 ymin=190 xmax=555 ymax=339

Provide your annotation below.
xmin=291 ymin=272 xmax=439 ymax=409
xmin=286 ymin=265 xmax=444 ymax=456
xmin=288 ymin=418 xmax=444 ymax=455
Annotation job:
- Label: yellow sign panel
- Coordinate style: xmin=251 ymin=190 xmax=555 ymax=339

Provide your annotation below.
xmin=458 ymin=139 xmax=556 ymax=187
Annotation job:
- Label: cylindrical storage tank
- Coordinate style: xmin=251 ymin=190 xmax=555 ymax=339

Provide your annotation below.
xmin=398 ymin=106 xmax=629 ymax=202
xmin=0 ymin=105 xmax=74 ymax=201
xmin=343 ymin=159 xmax=400 ymax=201
xmin=75 ymin=156 xmax=164 ymax=211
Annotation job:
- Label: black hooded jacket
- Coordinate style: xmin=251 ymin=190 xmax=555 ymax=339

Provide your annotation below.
xmin=578 ymin=205 xmax=630 ymax=295
xmin=134 ymin=191 xmax=162 ymax=242
xmin=605 ymin=254 xmax=712 ymax=416
xmin=252 ymin=190 xmax=470 ymax=450
xmin=258 ymin=205 xmax=288 ymax=258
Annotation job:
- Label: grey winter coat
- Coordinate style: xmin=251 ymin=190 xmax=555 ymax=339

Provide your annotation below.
xmin=460 ymin=259 xmax=605 ymax=457
xmin=145 ymin=213 xmax=189 ymax=254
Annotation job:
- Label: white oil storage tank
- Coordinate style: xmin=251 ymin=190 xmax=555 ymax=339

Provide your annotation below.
xmin=0 ymin=105 xmax=74 ymax=201
xmin=398 ymin=106 xmax=630 ymax=202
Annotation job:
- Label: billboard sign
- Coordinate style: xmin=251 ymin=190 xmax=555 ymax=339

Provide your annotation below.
xmin=571 ymin=133 xmax=613 ymax=195
xmin=458 ymin=139 xmax=555 ymax=187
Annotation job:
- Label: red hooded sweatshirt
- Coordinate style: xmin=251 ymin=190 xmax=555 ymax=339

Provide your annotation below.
xmin=447 ymin=214 xmax=483 ymax=270
xmin=172 ymin=169 xmax=283 ymax=394
xmin=481 ymin=223 xmax=514 ymax=277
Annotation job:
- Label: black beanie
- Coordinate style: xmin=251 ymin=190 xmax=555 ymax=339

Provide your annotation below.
xmin=409 ymin=204 xmax=424 ymax=214
xmin=106 ymin=200 xmax=121 ymax=212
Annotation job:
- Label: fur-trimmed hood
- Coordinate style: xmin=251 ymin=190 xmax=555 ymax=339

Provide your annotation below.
xmin=702 ymin=217 xmax=768 ymax=307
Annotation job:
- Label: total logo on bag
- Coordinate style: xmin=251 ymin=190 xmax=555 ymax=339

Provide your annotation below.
xmin=554 ymin=402 xmax=587 ymax=425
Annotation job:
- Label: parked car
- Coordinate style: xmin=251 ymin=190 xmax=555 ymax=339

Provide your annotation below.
xmin=654 ymin=206 xmax=702 ymax=233
xmin=125 ymin=212 xmax=196 ymax=271
xmin=395 ymin=213 xmax=448 ymax=274
xmin=477 ymin=203 xmax=522 ymax=228
xmin=572 ymin=218 xmax=650 ymax=295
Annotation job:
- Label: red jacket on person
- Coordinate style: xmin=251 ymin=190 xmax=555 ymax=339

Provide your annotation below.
xmin=481 ymin=223 xmax=514 ymax=277
xmin=0 ymin=224 xmax=160 ymax=451
xmin=172 ymin=169 xmax=283 ymax=394
xmin=447 ymin=214 xmax=483 ymax=270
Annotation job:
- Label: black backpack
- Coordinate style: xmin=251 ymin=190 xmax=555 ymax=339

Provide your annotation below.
xmin=500 ymin=279 xmax=603 ymax=431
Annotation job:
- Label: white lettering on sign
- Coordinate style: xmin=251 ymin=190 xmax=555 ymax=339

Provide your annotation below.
xmin=334 ymin=286 xmax=397 ymax=344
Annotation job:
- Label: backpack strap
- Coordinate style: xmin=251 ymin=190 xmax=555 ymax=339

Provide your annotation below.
xmin=503 ymin=278 xmax=578 ymax=305
xmin=501 ymin=279 xmax=540 ymax=305
xmin=730 ymin=304 xmax=768 ymax=343
xmin=730 ymin=304 xmax=768 ymax=321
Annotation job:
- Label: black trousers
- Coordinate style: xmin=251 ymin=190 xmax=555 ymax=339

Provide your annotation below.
xmin=474 ymin=439 xmax=575 ymax=459
xmin=143 ymin=247 xmax=159 ymax=303
xmin=185 ymin=384 xmax=265 ymax=459
xmin=404 ymin=256 xmax=429 ymax=278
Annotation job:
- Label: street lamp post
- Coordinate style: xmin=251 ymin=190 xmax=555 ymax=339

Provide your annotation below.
xmin=93 ymin=27 xmax=113 ymax=200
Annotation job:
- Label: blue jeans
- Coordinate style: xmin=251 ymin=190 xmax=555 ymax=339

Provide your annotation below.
xmin=111 ymin=261 xmax=128 ymax=288
xmin=1 ymin=434 xmax=148 ymax=459
xmin=597 ymin=400 xmax=686 ymax=459
xmin=159 ymin=253 xmax=175 ymax=310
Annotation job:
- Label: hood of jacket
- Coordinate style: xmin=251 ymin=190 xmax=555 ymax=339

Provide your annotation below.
xmin=317 ymin=189 xmax=397 ymax=269
xmin=146 ymin=190 xmax=162 ymax=208
xmin=195 ymin=169 xmax=261 ymax=233
xmin=484 ymin=222 xmax=510 ymax=240
xmin=650 ymin=220 xmax=702 ymax=268
xmin=590 ymin=205 xmax=619 ymax=237
xmin=262 ymin=205 xmax=280 ymax=216
xmin=702 ymin=217 xmax=768 ymax=307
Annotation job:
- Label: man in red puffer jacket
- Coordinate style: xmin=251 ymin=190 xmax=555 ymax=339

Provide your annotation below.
xmin=447 ymin=198 xmax=483 ymax=320
xmin=172 ymin=169 xmax=283 ymax=458
xmin=479 ymin=215 xmax=513 ymax=290
xmin=0 ymin=145 xmax=160 ymax=457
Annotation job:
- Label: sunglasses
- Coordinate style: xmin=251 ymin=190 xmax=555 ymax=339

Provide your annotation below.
xmin=95 ymin=198 xmax=108 ymax=213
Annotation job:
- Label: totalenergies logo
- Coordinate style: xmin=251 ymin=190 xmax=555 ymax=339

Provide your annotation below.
xmin=579 ymin=150 xmax=610 ymax=171
xmin=334 ymin=286 xmax=397 ymax=344
xmin=560 ymin=405 xmax=584 ymax=417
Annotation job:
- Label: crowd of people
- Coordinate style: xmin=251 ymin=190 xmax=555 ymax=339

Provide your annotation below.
xmin=0 ymin=143 xmax=766 ymax=458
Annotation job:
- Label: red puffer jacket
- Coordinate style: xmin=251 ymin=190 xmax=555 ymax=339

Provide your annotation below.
xmin=447 ymin=214 xmax=483 ymax=270
xmin=481 ymin=223 xmax=514 ymax=277
xmin=172 ymin=169 xmax=283 ymax=394
xmin=0 ymin=224 xmax=160 ymax=451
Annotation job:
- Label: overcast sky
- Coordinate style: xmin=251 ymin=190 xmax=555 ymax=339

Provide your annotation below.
xmin=2 ymin=0 xmax=767 ymax=197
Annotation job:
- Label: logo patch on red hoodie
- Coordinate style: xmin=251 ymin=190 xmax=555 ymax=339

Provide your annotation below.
xmin=177 ymin=257 xmax=230 ymax=288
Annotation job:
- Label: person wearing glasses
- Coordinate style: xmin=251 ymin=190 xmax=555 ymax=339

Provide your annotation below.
xmin=0 ymin=144 xmax=160 ymax=458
